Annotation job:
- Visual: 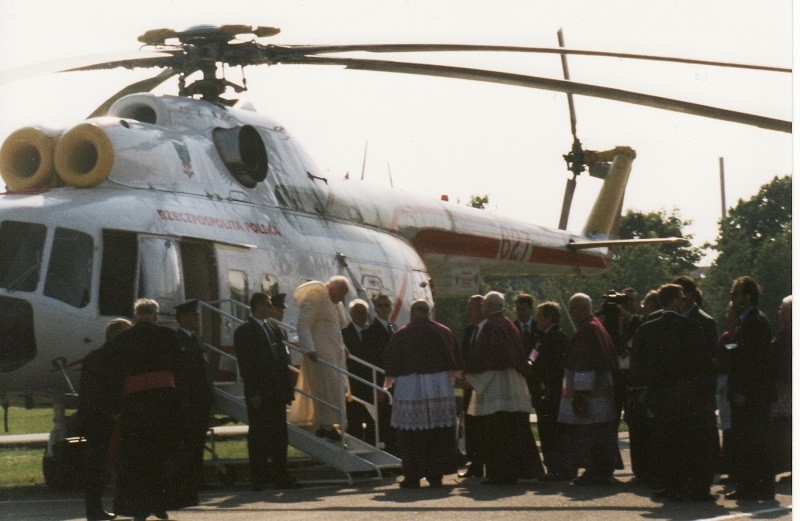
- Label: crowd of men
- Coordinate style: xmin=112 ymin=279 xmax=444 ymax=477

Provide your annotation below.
xmin=76 ymin=273 xmax=791 ymax=519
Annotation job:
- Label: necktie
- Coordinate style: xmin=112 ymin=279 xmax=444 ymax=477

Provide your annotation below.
xmin=387 ymin=323 xmax=395 ymax=334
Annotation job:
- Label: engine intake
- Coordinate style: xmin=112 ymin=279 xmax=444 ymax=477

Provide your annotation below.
xmin=54 ymin=122 xmax=116 ymax=188
xmin=213 ymin=125 xmax=268 ymax=188
xmin=0 ymin=127 xmax=61 ymax=190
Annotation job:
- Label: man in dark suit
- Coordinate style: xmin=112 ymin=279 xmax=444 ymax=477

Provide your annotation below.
xmin=361 ymin=294 xmax=396 ymax=452
xmin=636 ymin=284 xmax=716 ymax=502
xmin=672 ymin=275 xmax=721 ymax=479
xmin=342 ymin=299 xmax=376 ymax=442
xmin=725 ymin=276 xmax=775 ymax=501
xmin=458 ymin=294 xmax=487 ymax=478
xmin=173 ymin=300 xmax=214 ymax=502
xmin=234 ymin=292 xmax=297 ymax=490
xmin=513 ymin=293 xmax=537 ymax=356
xmin=532 ymin=301 xmax=568 ymax=476
xmin=266 ymin=293 xmax=289 ymax=342
xmin=78 ymin=318 xmax=131 ymax=521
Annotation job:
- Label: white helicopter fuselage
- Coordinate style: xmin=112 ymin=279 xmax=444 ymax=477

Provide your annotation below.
xmin=0 ymin=93 xmax=610 ymax=401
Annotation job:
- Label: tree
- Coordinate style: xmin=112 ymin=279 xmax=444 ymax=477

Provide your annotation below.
xmin=704 ymin=175 xmax=792 ymax=327
xmin=550 ymin=208 xmax=702 ymax=316
xmin=468 ymin=194 xmax=489 ymax=209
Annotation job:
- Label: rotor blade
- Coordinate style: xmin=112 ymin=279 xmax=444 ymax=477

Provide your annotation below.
xmin=87 ymin=68 xmax=178 ymax=118
xmin=285 ymin=44 xmax=790 ymax=73
xmin=559 ymin=176 xmax=577 ymax=230
xmin=287 ymin=55 xmax=790 ymax=133
xmin=557 ymin=29 xmax=578 ymax=141
xmin=0 ymin=51 xmax=173 ymax=84
xmin=567 ymin=237 xmax=688 ymax=250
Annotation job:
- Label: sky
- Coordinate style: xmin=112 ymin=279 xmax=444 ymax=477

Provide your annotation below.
xmin=0 ymin=1 xmax=793 ymax=264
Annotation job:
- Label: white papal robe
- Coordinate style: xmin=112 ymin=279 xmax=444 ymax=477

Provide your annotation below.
xmin=287 ymin=281 xmax=351 ymax=430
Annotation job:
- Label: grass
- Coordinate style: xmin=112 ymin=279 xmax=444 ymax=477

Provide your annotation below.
xmin=0 ymin=406 xmax=54 ymax=436
xmin=0 ymin=404 xmax=627 ymax=488
xmin=0 ymin=448 xmax=45 ymax=487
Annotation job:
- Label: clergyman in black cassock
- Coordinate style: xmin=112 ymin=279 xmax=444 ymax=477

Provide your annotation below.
xmin=111 ymin=299 xmax=191 ymax=519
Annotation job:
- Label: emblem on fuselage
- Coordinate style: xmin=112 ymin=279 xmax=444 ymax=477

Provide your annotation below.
xmin=170 ymin=139 xmax=194 ymax=178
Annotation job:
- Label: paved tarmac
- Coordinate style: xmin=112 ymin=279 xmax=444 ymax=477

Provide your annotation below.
xmin=0 ymin=435 xmax=792 ymax=521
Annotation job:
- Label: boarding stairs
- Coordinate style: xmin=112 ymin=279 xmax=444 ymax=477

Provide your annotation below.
xmin=197 ymin=300 xmax=401 ymax=483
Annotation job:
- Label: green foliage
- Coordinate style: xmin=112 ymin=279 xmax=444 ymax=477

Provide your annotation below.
xmin=617 ymin=208 xmax=701 ymax=273
xmin=706 ymin=176 xmax=792 ymax=322
xmin=468 ymin=194 xmax=489 ymax=209
xmin=705 ymin=175 xmax=792 ymax=326
xmin=549 ymin=208 xmax=703 ymax=319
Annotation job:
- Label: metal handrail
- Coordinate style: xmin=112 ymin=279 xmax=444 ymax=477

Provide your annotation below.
xmin=197 ymin=300 xmax=356 ymax=439
xmin=268 ymin=317 xmax=392 ymax=404
xmin=268 ymin=317 xmax=393 ymax=449
xmin=51 ymin=357 xmax=79 ymax=398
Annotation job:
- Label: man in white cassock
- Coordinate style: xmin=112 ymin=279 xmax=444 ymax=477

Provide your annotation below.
xmin=288 ymin=276 xmax=351 ymax=440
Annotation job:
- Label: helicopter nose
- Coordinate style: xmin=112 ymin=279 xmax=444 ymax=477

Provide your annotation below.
xmin=0 ymin=296 xmax=36 ymax=373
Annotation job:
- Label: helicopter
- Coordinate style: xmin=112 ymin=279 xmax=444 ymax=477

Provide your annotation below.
xmin=0 ymin=24 xmax=790 ymax=486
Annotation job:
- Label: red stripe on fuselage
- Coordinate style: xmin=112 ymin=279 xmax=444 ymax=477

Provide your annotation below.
xmin=409 ymin=229 xmax=609 ymax=270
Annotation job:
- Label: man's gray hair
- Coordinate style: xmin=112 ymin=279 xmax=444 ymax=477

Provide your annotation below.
xmin=568 ymin=293 xmax=592 ymax=315
xmin=327 ymin=275 xmax=350 ymax=290
xmin=483 ymin=291 xmax=505 ymax=310
xmin=410 ymin=299 xmax=431 ymax=317
xmin=349 ymin=298 xmax=368 ymax=311
xmin=105 ymin=318 xmax=132 ymax=342
xmin=133 ymin=298 xmax=159 ymax=318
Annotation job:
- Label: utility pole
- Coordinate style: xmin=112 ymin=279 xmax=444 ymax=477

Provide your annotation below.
xmin=719 ymin=157 xmax=727 ymax=219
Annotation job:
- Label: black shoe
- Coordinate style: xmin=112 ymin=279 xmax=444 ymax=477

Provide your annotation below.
xmin=481 ymin=478 xmax=517 ymax=485
xmin=651 ymin=489 xmax=670 ymax=499
xmin=725 ymin=490 xmax=756 ymax=501
xmin=154 ymin=512 xmax=169 ymax=520
xmin=427 ymin=477 xmax=443 ymax=488
xmin=399 ymin=478 xmax=420 ymax=489
xmin=572 ymin=474 xmax=612 ymax=486
xmin=458 ymin=464 xmax=484 ymax=479
xmin=686 ymin=492 xmax=717 ymax=502
xmin=275 ymin=479 xmax=302 ymax=490
xmin=316 ymin=426 xmax=342 ymax=441
xmin=540 ymin=474 xmax=570 ymax=482
xmin=252 ymin=482 xmax=268 ymax=491
xmin=87 ymin=511 xmax=117 ymax=521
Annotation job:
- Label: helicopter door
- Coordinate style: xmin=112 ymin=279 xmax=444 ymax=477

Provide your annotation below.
xmin=180 ymin=239 xmax=219 ymax=357
xmin=213 ymin=243 xmax=254 ymax=380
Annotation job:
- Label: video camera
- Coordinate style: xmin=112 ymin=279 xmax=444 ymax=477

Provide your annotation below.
xmin=597 ymin=290 xmax=628 ymax=322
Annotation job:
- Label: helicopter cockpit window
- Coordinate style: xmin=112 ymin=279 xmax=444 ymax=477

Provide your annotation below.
xmin=0 ymin=221 xmax=47 ymax=292
xmin=44 ymin=228 xmax=93 ymax=308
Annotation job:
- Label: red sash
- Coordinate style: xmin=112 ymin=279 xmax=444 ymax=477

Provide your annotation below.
xmin=123 ymin=370 xmax=175 ymax=394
